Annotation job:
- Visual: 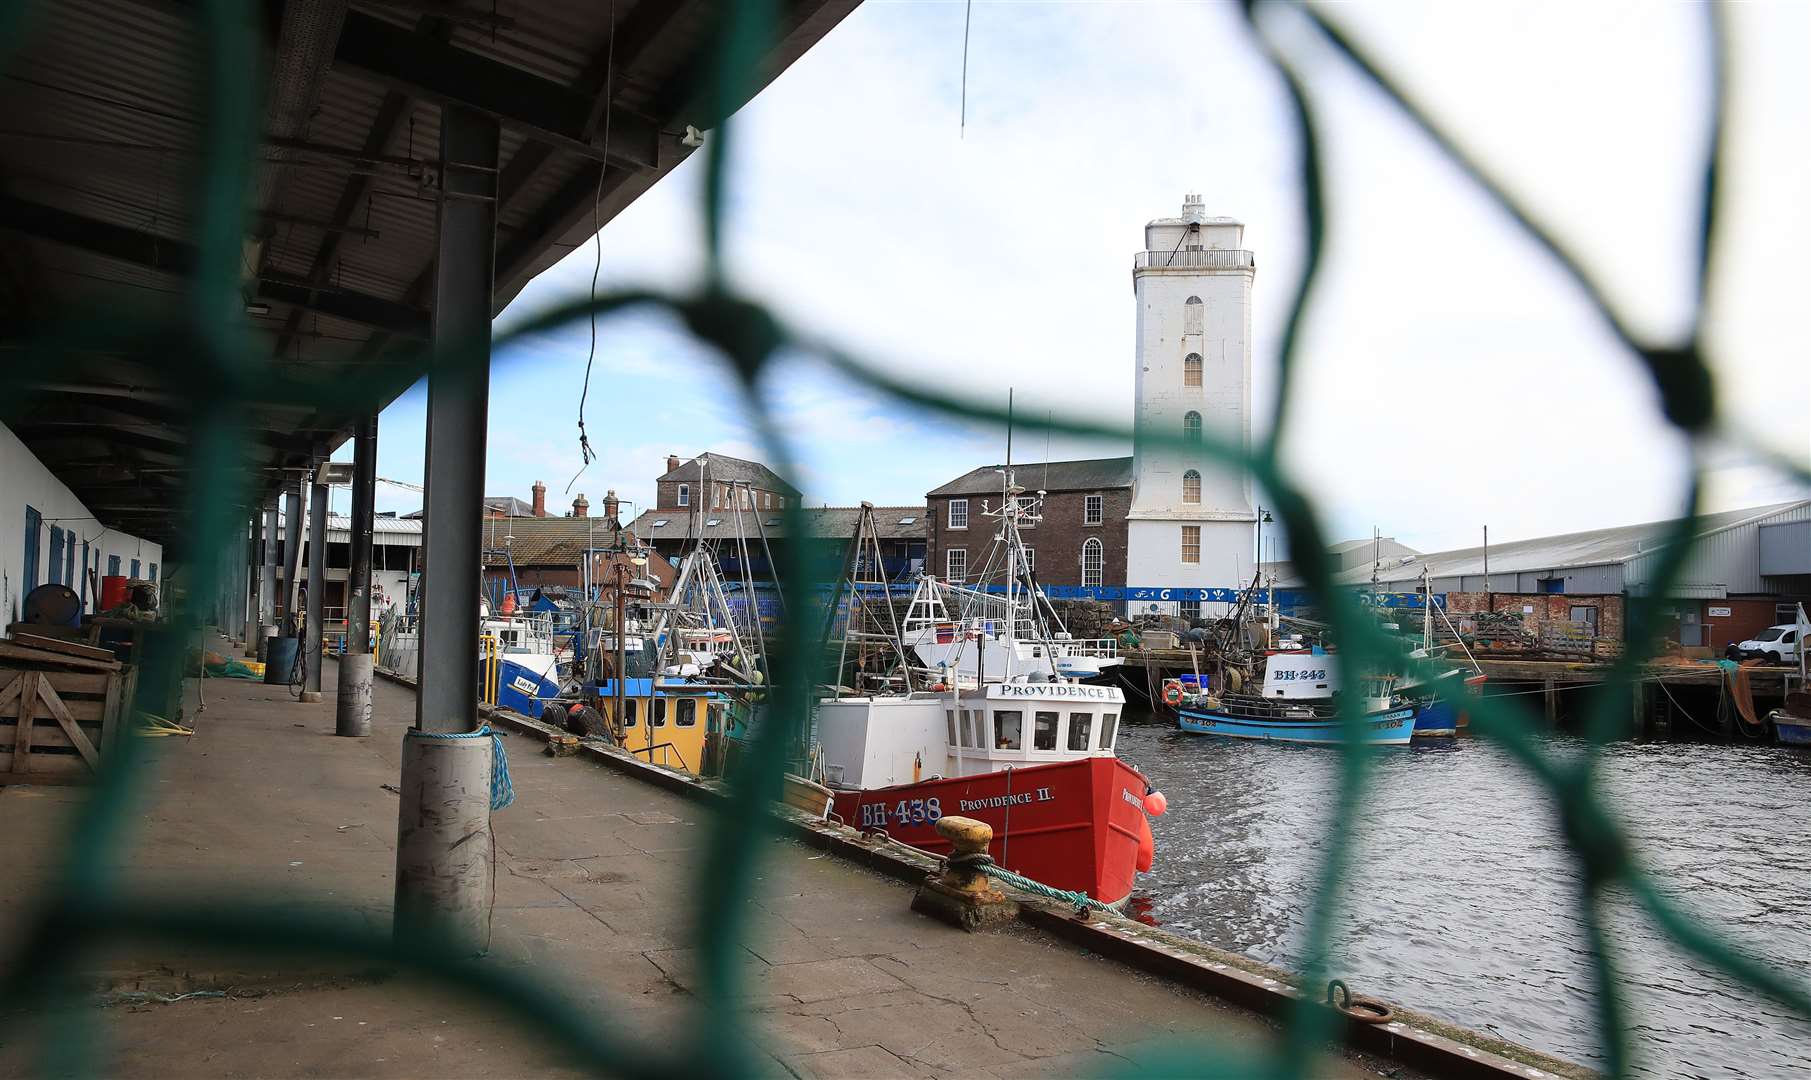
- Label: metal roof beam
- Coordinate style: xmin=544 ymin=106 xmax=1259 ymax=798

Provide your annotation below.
xmin=334 ymin=10 xmax=660 ymax=170
xmin=0 ymin=195 xmax=428 ymax=337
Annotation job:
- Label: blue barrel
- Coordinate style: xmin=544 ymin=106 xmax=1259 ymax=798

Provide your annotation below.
xmin=264 ymin=635 xmax=300 ymax=685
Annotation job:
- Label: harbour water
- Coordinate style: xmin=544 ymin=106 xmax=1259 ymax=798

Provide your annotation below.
xmin=1120 ymin=720 xmax=1811 ymax=1078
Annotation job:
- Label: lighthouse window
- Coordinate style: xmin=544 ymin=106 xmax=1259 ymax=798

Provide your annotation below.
xmin=1068 ymin=713 xmax=1093 ymax=751
xmin=1184 ymin=353 xmax=1202 ymax=388
xmin=1181 ymin=526 xmax=1201 ymax=564
xmin=994 ymin=711 xmax=1023 ymax=751
xmin=676 ymin=698 xmax=697 ymax=727
xmin=1084 ymin=494 xmax=1103 ymax=526
xmin=945 ymin=709 xmax=958 ymax=745
xmin=1183 ymin=411 xmax=1202 ymax=444
xmin=1183 ymin=470 xmax=1202 ymax=504
xmin=1034 ymin=712 xmax=1059 ymax=751
xmin=1099 ymin=713 xmax=1119 ymax=750
xmin=1184 ymin=295 xmax=1203 ymax=334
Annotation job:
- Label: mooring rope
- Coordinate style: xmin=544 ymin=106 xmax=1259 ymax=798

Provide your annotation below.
xmin=969 ymin=856 xmax=1116 ymax=914
xmin=405 ymin=726 xmax=515 ymax=811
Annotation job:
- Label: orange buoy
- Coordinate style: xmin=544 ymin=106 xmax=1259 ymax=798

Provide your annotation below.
xmin=1143 ymin=790 xmax=1168 ymax=817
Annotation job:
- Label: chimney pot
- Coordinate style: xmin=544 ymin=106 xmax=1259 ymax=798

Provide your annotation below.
xmin=531 ymin=480 xmax=547 ymax=518
xmin=573 ymin=493 xmax=589 ymax=518
xmin=603 ymin=489 xmax=620 ymax=524
xmin=666 ymin=454 xmax=681 ymax=474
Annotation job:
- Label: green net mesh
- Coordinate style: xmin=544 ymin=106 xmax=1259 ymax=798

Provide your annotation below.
xmin=2 ymin=2 xmax=1807 ymax=1077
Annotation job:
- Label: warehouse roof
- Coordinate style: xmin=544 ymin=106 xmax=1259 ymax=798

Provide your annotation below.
xmin=0 ymin=0 xmax=857 ymax=551
xmin=1335 ymin=500 xmax=1811 ymax=587
xmin=928 ymin=457 xmax=1134 ymax=497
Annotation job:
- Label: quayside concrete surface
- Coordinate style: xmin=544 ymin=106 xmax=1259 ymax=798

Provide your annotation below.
xmin=0 ymin=640 xmax=1407 ymax=1079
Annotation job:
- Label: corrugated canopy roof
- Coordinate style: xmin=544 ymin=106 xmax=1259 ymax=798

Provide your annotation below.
xmin=1336 ymin=501 xmax=1811 ymax=587
xmin=928 ymin=457 xmax=1134 ymax=497
xmin=0 ymin=0 xmax=857 ymax=553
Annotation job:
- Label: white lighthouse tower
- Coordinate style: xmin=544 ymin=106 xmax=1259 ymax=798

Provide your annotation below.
xmin=1124 ymin=194 xmax=1257 ymax=614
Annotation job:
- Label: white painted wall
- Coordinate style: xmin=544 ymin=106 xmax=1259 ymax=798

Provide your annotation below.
xmin=1126 ymin=195 xmax=1256 ymax=599
xmin=0 ymin=421 xmax=163 ymax=623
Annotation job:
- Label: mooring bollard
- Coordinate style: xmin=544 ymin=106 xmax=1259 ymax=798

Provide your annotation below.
xmin=910 ymin=815 xmax=1018 ymax=931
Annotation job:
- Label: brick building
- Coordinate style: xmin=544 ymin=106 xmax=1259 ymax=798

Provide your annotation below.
xmin=926 ymin=458 xmax=1133 ymax=590
xmin=656 ymin=452 xmax=799 ymax=516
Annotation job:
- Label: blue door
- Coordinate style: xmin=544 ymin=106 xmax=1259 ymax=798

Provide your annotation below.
xmin=23 ymin=506 xmax=41 ymax=590
xmin=81 ymin=540 xmax=90 ymax=608
xmin=107 ymin=554 xmax=121 ymax=577
xmin=64 ymin=539 xmax=75 ymax=591
xmin=131 ymin=559 xmax=141 ymax=579
xmin=48 ymin=526 xmax=64 ymax=585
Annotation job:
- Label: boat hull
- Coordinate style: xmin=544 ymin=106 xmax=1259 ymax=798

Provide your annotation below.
xmin=1774 ymin=715 xmax=1811 ymax=746
xmin=830 ymin=756 xmax=1151 ymax=905
xmin=495 ymin=657 xmax=561 ymax=717
xmin=1177 ymin=704 xmax=1418 ymax=746
xmin=1412 ymin=698 xmax=1460 ymax=737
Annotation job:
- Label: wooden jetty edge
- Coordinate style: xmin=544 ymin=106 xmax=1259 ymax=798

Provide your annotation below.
xmin=446 ymin=681 xmax=1591 ymax=1080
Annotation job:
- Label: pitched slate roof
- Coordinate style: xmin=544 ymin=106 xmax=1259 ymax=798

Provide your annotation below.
xmin=626 ymin=506 xmax=926 ymax=543
xmin=927 ymin=457 xmax=1134 ymax=497
xmin=476 ymin=516 xmax=627 ymax=567
xmin=657 ymin=453 xmax=801 ymax=498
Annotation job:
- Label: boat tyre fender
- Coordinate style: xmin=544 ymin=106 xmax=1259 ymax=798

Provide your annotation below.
xmin=1325 ymin=980 xmax=1394 ymax=1025
xmin=1161 ymin=682 xmax=1184 ymax=707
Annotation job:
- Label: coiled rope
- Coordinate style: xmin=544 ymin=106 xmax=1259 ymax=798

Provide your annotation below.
xmin=405 ymin=726 xmax=515 ymax=811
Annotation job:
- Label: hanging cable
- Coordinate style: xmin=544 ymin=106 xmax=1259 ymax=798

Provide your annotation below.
xmin=571 ymin=0 xmax=616 ymax=494
xmin=959 ymin=0 xmax=973 ymax=137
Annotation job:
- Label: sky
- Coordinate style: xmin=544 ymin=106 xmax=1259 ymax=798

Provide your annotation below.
xmin=337 ymin=0 xmax=1810 ymax=557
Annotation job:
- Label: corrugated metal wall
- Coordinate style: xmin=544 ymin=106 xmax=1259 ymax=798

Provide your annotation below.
xmin=1625 ymin=503 xmax=1811 ymax=596
xmin=1760 ymin=520 xmax=1811 ymax=576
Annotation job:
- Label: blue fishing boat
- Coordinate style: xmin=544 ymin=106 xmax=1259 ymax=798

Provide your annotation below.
xmin=1772 ymin=692 xmax=1811 ymax=746
xmin=1176 ymin=695 xmax=1421 ymax=746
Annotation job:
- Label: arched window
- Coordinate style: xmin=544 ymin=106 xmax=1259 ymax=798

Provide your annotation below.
xmin=1183 ymin=411 xmax=1202 ymax=444
xmin=1183 ymin=296 xmax=1203 ymax=335
xmin=1183 ymin=353 xmax=1202 ymax=388
xmin=1081 ymin=538 xmax=1104 ymax=588
xmin=1183 ymin=470 xmax=1201 ymax=504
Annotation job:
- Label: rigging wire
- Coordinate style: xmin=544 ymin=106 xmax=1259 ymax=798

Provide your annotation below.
xmin=959 ymin=0 xmax=972 ymax=137
xmin=571 ymin=0 xmax=616 ymax=494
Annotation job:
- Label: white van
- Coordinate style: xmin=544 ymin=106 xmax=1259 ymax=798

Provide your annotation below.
xmin=1726 ymin=625 xmax=1800 ymax=664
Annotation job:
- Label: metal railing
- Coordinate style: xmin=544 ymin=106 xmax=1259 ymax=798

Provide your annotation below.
xmin=0 ymin=4 xmax=1806 ymax=1080
xmin=1133 ymin=248 xmax=1255 ymax=271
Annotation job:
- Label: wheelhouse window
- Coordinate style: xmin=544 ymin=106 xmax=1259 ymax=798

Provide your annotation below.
xmin=676 ymin=698 xmax=698 ymax=727
xmin=1183 ymin=411 xmax=1202 ymax=444
xmin=960 ymin=709 xmax=980 ymax=748
xmin=1084 ymin=494 xmax=1103 ymax=526
xmin=623 ymin=700 xmax=639 ymax=727
xmin=994 ymin=711 xmax=1023 ymax=750
xmin=1082 ymin=538 xmax=1104 ymax=588
xmin=1184 ymin=352 xmax=1203 ymax=387
xmin=653 ymin=699 xmax=668 ymax=727
xmin=946 ymin=548 xmax=967 ymax=582
xmin=1034 ymin=712 xmax=1059 ymax=751
xmin=1184 ymin=295 xmax=1203 ymax=334
xmin=948 ymin=498 xmax=969 ymax=529
xmin=677 ymin=484 xmax=689 ymax=507
xmin=1099 ymin=713 xmax=1119 ymax=750
xmin=1068 ymin=712 xmax=1093 ymax=751
xmin=1181 ymin=526 xmax=1201 ymax=564
xmin=946 ymin=709 xmax=958 ymax=746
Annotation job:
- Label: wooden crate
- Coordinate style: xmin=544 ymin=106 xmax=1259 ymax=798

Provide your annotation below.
xmin=0 ymin=637 xmax=125 ymax=786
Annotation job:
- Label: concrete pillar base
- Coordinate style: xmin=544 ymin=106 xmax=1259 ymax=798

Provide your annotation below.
xmin=256 ymin=625 xmax=277 ymax=662
xmin=298 ymin=690 xmax=322 ymax=704
xmin=394 ymin=729 xmax=494 ymax=955
xmin=336 ymin=654 xmax=374 ymax=737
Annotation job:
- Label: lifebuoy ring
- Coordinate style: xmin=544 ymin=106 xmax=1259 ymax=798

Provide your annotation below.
xmin=1161 ymin=682 xmax=1183 ymax=707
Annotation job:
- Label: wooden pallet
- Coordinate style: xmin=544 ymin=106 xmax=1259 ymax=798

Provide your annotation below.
xmin=0 ymin=638 xmax=125 ymax=786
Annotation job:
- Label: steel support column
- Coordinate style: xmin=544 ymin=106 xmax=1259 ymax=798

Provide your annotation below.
xmin=281 ymin=483 xmax=304 ymax=624
xmin=395 ymin=103 xmax=500 ymax=953
xmin=242 ymin=509 xmax=259 ymax=652
xmin=300 ymin=478 xmax=328 ymax=702
xmin=337 ymin=413 xmax=379 ymax=735
xmin=257 ymin=502 xmax=280 ymax=659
